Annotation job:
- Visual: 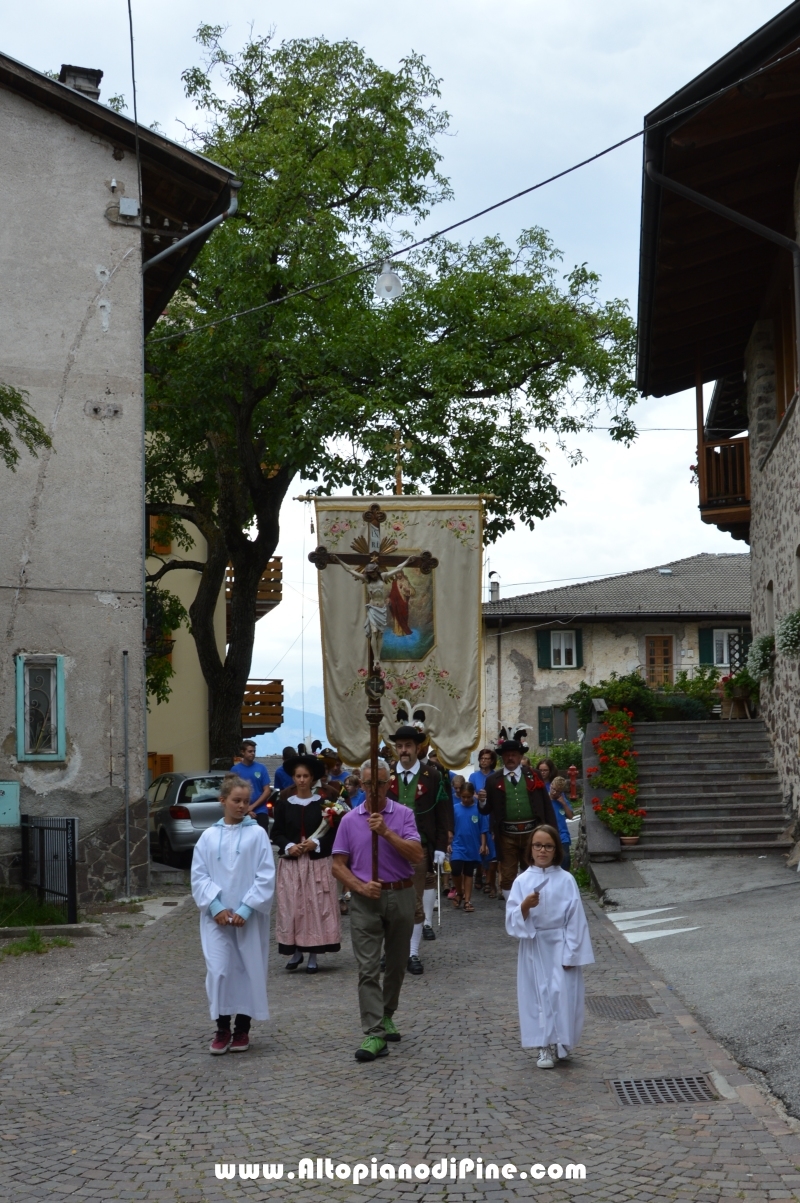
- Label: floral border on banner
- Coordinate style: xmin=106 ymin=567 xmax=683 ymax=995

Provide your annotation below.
xmin=345 ymin=659 xmax=462 ymax=703
xmin=430 ymin=514 xmax=480 ymax=550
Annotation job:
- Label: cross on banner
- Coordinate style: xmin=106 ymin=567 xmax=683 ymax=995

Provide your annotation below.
xmin=309 ymin=503 xmax=439 ymax=882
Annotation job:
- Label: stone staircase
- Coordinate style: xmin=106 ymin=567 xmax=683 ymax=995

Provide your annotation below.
xmin=624 ymin=720 xmax=792 ymax=858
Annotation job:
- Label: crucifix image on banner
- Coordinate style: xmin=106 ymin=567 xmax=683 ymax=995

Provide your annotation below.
xmin=308 ymin=496 xmax=484 ymax=769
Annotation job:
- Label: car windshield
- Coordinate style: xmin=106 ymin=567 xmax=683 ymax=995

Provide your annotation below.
xmin=181 ymin=776 xmax=224 ymax=802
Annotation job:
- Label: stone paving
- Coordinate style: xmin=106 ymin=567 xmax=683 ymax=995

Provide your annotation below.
xmin=2 ymin=885 xmax=800 ymax=1202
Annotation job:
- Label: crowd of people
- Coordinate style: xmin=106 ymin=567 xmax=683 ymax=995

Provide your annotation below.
xmin=191 ymin=728 xmax=593 ymax=1069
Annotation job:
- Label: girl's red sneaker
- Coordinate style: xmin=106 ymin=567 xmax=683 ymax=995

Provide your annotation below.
xmin=230 ymin=1032 xmax=250 ymax=1052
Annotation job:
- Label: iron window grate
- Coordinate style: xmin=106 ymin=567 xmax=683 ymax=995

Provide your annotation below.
xmin=609 ymin=1076 xmax=718 ymax=1106
xmin=587 ymin=995 xmax=656 ymax=1021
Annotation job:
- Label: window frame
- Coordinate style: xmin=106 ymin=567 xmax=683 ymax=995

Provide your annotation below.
xmin=712 ymin=628 xmax=740 ymax=668
xmin=15 ymin=654 xmax=66 ymax=762
xmin=550 ymin=629 xmax=576 ymax=669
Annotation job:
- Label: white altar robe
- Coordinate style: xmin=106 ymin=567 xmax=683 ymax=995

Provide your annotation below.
xmin=505 ymin=865 xmax=594 ymax=1049
xmin=191 ymin=818 xmax=276 ymax=1021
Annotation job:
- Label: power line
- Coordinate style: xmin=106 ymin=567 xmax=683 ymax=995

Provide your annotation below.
xmin=148 ymin=44 xmax=800 ymax=346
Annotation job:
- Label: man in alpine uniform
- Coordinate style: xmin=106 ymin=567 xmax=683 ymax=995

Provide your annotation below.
xmin=386 ymin=725 xmax=451 ymax=974
xmin=484 ymin=739 xmax=557 ymax=899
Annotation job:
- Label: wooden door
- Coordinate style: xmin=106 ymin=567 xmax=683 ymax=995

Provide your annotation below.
xmin=645 ymin=636 xmax=673 ymax=687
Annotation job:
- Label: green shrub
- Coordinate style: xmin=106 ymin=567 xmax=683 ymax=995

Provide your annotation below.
xmin=563 ymin=672 xmax=657 ymax=727
xmin=534 ymin=740 xmax=583 ymax=772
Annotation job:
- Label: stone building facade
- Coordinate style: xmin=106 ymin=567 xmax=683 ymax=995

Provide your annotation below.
xmin=0 ymin=54 xmax=234 ymax=899
xmin=636 ymin=6 xmax=800 ymax=819
xmin=482 ymin=554 xmax=750 ymax=750
xmin=746 ymin=310 xmax=800 ymax=811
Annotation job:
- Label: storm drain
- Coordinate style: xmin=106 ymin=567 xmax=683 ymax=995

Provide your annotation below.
xmin=586 ymin=995 xmax=656 ymax=1021
xmin=609 ymin=1076 xmax=718 ymax=1106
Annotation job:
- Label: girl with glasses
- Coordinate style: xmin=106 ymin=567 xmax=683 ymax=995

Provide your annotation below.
xmin=505 ymin=824 xmax=594 ymax=1069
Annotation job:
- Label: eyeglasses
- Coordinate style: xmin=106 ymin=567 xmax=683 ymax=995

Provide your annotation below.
xmin=531 ymin=843 xmax=555 ymax=852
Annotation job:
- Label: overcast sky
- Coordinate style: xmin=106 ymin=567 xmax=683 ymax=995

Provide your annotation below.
xmin=3 ymin=0 xmax=785 ymax=727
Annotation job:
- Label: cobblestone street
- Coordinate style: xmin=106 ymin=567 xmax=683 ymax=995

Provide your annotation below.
xmin=3 ymin=887 xmax=800 ymax=1202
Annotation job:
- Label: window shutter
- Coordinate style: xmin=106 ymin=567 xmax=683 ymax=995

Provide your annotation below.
xmin=575 ymin=628 xmax=583 ymax=668
xmin=536 ymin=629 xmax=551 ymax=669
xmin=538 ymin=706 xmax=553 ymax=746
xmin=698 ymin=628 xmax=714 ymax=665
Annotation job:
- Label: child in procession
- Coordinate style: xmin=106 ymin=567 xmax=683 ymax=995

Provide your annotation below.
xmin=505 ymin=824 xmax=594 ymax=1069
xmin=549 ymin=776 xmax=575 ymax=872
xmin=191 ymin=775 xmax=276 ymax=1055
xmin=448 ymin=781 xmax=489 ymax=912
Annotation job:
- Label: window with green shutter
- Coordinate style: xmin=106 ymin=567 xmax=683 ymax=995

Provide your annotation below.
xmin=538 ymin=628 xmax=583 ymax=669
xmin=698 ymin=628 xmax=714 ymax=665
xmin=536 ymin=629 xmax=550 ymax=669
xmin=538 ymin=706 xmax=553 ymax=746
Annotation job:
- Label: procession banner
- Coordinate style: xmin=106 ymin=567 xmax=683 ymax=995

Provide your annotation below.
xmin=312 ymin=496 xmax=483 ymax=768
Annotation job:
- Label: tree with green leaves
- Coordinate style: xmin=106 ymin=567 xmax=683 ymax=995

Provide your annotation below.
xmin=146 ymin=26 xmax=637 ymax=762
xmin=0 ymin=383 xmax=52 ymax=471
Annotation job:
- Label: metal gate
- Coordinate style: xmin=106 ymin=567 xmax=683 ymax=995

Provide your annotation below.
xmin=20 ymin=815 xmax=78 ymax=923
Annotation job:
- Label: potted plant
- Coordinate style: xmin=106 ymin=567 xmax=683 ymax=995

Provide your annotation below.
xmin=588 ymin=709 xmax=646 ymax=846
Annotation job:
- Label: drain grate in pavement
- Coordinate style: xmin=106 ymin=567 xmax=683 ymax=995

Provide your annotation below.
xmin=609 ymin=1076 xmax=717 ymax=1106
xmin=586 ymin=994 xmax=656 ymax=1021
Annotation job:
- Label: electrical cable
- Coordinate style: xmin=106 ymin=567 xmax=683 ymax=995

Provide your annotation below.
xmin=148 ymin=43 xmax=800 ymax=346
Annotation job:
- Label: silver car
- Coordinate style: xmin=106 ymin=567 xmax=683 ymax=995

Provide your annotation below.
xmin=148 ymin=772 xmax=226 ymax=866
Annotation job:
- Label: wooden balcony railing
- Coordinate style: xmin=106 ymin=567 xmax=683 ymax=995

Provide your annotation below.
xmin=697 ymin=436 xmax=750 ymax=541
xmin=241 ymin=679 xmax=283 ymax=735
xmin=701 ymin=437 xmax=750 ymax=506
xmin=226 ymin=558 xmax=282 ymax=640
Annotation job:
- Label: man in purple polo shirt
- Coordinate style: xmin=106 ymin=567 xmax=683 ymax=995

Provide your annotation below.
xmin=332 ymin=757 xmax=424 ymax=1062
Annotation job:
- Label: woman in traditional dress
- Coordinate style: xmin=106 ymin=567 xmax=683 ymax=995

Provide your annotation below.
xmin=505 ymin=824 xmax=594 ymax=1069
xmin=272 ymin=753 xmax=342 ymax=975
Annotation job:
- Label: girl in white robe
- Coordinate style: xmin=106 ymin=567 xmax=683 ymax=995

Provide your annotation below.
xmin=191 ymin=777 xmax=276 ymax=1052
xmin=505 ymin=824 xmax=594 ymax=1067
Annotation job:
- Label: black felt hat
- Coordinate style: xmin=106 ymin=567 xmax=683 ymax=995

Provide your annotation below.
xmin=497 ymin=739 xmax=524 ymax=755
xmin=393 ymin=724 xmax=425 ymax=744
xmin=284 ymin=753 xmax=326 ymax=781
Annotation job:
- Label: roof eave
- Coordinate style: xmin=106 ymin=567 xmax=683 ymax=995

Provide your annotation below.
xmin=636 ymin=0 xmax=800 ymax=396
xmin=482 ymin=610 xmax=751 ymax=624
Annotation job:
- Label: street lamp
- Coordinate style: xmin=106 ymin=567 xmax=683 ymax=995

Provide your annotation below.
xmin=375 ymin=261 xmax=403 ymax=300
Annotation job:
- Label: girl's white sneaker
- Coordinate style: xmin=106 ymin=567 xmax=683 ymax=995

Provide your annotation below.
xmin=556 ymin=1044 xmax=571 ymax=1061
xmin=537 ymin=1046 xmax=555 ymax=1069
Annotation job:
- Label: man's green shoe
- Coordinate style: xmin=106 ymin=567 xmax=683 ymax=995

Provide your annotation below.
xmin=380 ymin=1015 xmax=401 ymax=1042
xmin=355 ymin=1036 xmax=389 ymax=1062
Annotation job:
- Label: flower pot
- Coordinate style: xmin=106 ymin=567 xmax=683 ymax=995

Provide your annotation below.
xmin=619 ymin=836 xmax=640 ymax=846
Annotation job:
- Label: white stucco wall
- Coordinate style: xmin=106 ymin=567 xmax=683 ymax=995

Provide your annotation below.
xmin=0 ymin=86 xmax=147 ymax=895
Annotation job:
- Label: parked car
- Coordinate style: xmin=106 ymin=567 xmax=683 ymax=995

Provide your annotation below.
xmin=148 ymin=772 xmax=226 ymax=866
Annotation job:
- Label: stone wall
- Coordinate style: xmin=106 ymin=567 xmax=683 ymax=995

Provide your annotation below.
xmin=747 ymin=320 xmax=800 ymax=811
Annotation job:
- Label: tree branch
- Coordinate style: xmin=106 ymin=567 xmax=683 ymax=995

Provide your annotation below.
xmin=146 ymin=559 xmax=206 ymax=583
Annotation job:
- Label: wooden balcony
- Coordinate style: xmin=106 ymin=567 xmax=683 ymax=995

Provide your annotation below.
xmin=226 ymin=558 xmax=282 ymax=640
xmin=241 ymin=679 xmax=283 ymax=736
xmin=698 ymin=436 xmax=750 ymax=542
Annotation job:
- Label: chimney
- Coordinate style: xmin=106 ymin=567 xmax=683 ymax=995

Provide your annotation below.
xmin=58 ymin=65 xmax=103 ymax=101
xmin=489 ymin=578 xmax=500 ymax=603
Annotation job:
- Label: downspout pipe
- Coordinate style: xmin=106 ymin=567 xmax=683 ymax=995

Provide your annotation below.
xmin=645 ymin=160 xmax=800 ymax=388
xmin=142 ymin=180 xmax=242 ymax=272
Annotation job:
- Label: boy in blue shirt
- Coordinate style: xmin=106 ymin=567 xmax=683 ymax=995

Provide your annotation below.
xmin=448 ymin=782 xmax=489 ymax=913
xmin=230 ymin=741 xmax=272 ymax=831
